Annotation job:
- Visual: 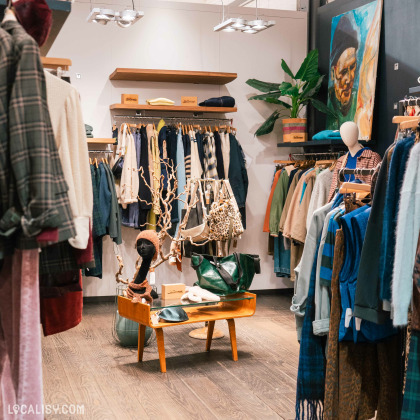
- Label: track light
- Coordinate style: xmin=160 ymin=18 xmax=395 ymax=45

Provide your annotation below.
xmin=213 ymin=0 xmax=275 ymax=34
xmin=87 ymin=1 xmax=144 ymax=27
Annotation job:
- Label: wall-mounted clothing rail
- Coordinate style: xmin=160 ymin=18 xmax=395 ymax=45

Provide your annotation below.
xmin=290 ymin=151 xmax=344 ymax=160
xmin=88 ymin=149 xmax=114 ymax=153
xmin=113 ymin=115 xmax=233 ymax=123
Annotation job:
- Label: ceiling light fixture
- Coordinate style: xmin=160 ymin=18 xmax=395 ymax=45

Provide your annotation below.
xmin=213 ymin=0 xmax=275 ymax=34
xmin=87 ymin=0 xmax=144 ymax=27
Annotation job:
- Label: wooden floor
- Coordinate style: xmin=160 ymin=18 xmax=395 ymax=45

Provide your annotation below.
xmin=42 ymin=293 xmax=299 ymax=420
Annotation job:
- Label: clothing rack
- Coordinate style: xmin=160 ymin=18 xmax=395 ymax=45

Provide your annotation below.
xmin=113 ymin=115 xmax=233 ymax=123
xmin=338 ymin=167 xmax=376 ymax=182
xmin=290 ymin=151 xmax=344 ymax=160
xmin=88 ymin=149 xmax=114 ymax=153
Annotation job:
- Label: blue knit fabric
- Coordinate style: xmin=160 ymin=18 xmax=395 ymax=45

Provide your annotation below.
xmin=339 ymin=205 xmax=396 ymax=342
xmin=295 ymin=240 xmax=325 ymax=420
xmin=379 ymin=136 xmax=415 ymax=302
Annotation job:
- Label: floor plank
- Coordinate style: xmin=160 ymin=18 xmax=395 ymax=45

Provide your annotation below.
xmin=42 ymin=293 xmax=299 ymax=420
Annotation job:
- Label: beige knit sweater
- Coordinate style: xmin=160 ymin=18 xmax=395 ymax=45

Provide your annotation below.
xmin=44 ymin=70 xmax=93 ymax=249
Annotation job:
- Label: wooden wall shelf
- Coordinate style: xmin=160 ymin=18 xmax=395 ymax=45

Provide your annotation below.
xmin=110 ymin=104 xmax=237 ymax=113
xmin=41 ymin=57 xmax=72 ymax=71
xmin=87 ymin=138 xmax=116 ymax=144
xmin=109 ymin=68 xmax=237 ymax=85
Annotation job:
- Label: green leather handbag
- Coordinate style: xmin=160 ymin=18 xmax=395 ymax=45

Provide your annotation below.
xmin=191 ymin=252 xmax=261 ymax=295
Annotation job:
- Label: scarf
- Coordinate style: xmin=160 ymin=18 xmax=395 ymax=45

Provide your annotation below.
xmin=296 ymin=240 xmax=326 ymax=420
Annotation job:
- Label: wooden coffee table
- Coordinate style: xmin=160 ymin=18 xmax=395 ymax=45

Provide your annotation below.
xmin=118 ymin=292 xmax=256 ymax=373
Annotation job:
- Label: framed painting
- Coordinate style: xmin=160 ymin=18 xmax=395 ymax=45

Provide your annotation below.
xmin=326 ymin=0 xmax=383 ymax=140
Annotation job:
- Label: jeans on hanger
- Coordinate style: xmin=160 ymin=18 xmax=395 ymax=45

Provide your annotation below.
xmin=274 ymin=234 xmax=290 ymax=276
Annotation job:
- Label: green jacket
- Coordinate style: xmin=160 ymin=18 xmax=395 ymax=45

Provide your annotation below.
xmin=269 ymin=169 xmax=290 ymax=236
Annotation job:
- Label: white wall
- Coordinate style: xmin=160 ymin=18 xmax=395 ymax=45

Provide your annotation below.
xmin=48 ymin=0 xmax=307 ymax=296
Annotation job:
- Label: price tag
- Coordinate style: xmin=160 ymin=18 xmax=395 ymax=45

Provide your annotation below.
xmin=149 ymin=268 xmax=155 ymax=285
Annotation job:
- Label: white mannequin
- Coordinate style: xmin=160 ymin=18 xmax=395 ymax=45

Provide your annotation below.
xmin=340 ymin=121 xmax=363 ymax=156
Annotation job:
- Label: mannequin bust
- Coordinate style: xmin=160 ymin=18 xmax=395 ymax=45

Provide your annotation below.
xmin=126 ymin=231 xmax=160 ymax=303
xmin=340 ymin=121 xmax=363 ymax=156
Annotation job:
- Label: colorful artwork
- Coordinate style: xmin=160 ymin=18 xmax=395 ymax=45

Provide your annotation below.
xmin=326 ymin=0 xmax=383 ymax=140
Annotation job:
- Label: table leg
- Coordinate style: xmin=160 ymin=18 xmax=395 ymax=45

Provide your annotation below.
xmin=155 ymin=328 xmax=166 ymax=373
xmin=137 ymin=324 xmax=146 ymax=362
xmin=206 ymin=321 xmax=216 ymax=352
xmin=227 ymin=319 xmax=238 ymax=361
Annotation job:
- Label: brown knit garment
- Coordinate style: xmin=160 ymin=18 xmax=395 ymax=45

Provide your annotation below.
xmin=126 ymin=280 xmax=153 ymax=303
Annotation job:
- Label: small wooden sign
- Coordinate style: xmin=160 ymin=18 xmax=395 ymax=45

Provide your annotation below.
xmin=161 ymin=283 xmax=186 ymax=300
xmin=181 ymin=96 xmax=198 ymax=106
xmin=121 ymin=94 xmax=138 ymax=104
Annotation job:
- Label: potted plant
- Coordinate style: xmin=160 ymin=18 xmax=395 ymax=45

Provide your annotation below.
xmin=246 ymin=49 xmax=336 ymax=142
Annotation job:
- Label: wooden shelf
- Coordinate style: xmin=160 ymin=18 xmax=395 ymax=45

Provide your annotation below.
xmin=109 ymin=68 xmax=237 ymax=85
xmin=87 ymin=138 xmax=116 ymax=144
xmin=110 ymin=104 xmax=237 ymax=113
xmin=41 ymin=57 xmax=72 ymax=71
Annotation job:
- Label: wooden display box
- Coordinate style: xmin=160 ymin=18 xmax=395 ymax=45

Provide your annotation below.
xmin=161 ymin=283 xmax=186 ymax=300
xmin=121 ymin=94 xmax=139 ymax=104
xmin=181 ymin=96 xmax=198 ymax=106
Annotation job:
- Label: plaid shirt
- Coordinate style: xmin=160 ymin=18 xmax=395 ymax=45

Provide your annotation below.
xmin=0 ymin=28 xmax=16 ymax=258
xmin=203 ymin=132 xmax=219 ymax=179
xmin=328 ymin=149 xmax=382 ymax=202
xmin=1 ymin=21 xmax=75 ymax=248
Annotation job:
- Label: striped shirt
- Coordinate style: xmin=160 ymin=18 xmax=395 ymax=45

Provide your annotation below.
xmin=203 ymin=132 xmax=219 ymax=180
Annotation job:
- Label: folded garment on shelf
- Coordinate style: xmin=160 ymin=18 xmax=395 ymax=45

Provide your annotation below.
xmin=199 ymin=96 xmax=235 ymax=107
xmin=312 ymin=130 xmax=342 ymax=141
xmin=146 ymin=97 xmax=175 ymax=106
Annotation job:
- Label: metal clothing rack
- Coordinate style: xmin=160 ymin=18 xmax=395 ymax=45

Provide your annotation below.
xmin=338 ymin=167 xmax=377 ymax=182
xmin=88 ymin=149 xmax=114 ymax=153
xmin=113 ymin=115 xmax=233 ymax=123
xmin=290 ymin=151 xmax=344 ymax=160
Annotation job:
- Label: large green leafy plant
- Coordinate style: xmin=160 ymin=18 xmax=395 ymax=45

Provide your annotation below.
xmin=246 ymin=49 xmax=336 ymax=136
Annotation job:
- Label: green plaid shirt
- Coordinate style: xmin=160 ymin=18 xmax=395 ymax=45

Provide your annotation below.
xmin=0 ymin=21 xmax=75 ymax=253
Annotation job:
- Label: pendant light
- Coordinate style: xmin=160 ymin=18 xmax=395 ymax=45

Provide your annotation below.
xmin=87 ymin=0 xmax=144 ymax=27
xmin=243 ymin=0 xmax=275 ymax=34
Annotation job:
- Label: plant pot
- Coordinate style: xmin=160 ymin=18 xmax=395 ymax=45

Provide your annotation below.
xmin=282 ymin=118 xmax=307 ymax=143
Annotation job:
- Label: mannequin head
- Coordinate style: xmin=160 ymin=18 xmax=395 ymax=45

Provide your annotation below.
xmin=340 ymin=121 xmax=362 ymax=155
xmin=136 ymin=239 xmax=156 ymax=260
xmin=135 ymin=230 xmax=160 ymax=261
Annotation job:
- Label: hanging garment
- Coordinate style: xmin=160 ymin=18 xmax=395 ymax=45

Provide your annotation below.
xmin=119 ymin=124 xmax=139 ymax=208
xmin=183 ymin=132 xmax=192 ymax=179
xmin=176 ymin=128 xmax=187 ymax=231
xmin=306 ymin=168 xmax=333 ymax=231
xmin=203 ymin=132 xmax=218 ymax=179
xmin=0 ymin=249 xmax=43 ymax=420
xmin=1 ymin=20 xmax=76 ymax=251
xmin=392 ymin=142 xmax=420 ymax=325
xmin=103 ymin=163 xmax=122 ymax=245
xmin=158 ymin=126 xmax=169 ymax=190
xmin=402 ymin=330 xmax=420 ymax=420
xmin=166 ymin=126 xmax=179 ymax=224
xmin=379 ymin=136 xmax=414 ymax=305
xmin=279 ymin=170 xmax=302 ymax=233
xmin=44 ymin=70 xmax=93 ymax=250
xmin=220 ymin=131 xmax=230 ymax=178
xmin=138 ymin=126 xmax=152 ymax=220
xmin=268 ymin=169 xmax=290 ymax=236
xmin=195 ymin=131 xmax=205 ymax=172
xmin=292 ymin=201 xmax=333 ymax=340
xmin=228 ymin=133 xmax=248 ymax=227
xmin=99 ymin=162 xmax=111 ymax=229
xmin=274 ymin=234 xmax=290 ymax=277
xmin=353 ymin=145 xmax=392 ymax=324
xmin=0 ymin=28 xmax=15 ymax=260
xmin=147 ymin=124 xmax=161 ymax=215
xmin=190 ymin=130 xmax=203 ymax=180
xmin=40 ymin=271 xmax=83 ymax=336
xmin=213 ymin=130 xmax=225 ymax=179
xmin=121 ymin=130 xmax=141 ymax=228
xmin=295 ymin=241 xmax=326 ymax=420
xmin=327 ymin=148 xmax=381 ymax=202
xmin=263 ymin=168 xmax=283 ymax=233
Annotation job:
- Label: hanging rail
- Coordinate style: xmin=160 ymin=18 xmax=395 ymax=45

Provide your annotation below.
xmin=290 ymin=151 xmax=344 ymax=160
xmin=88 ymin=149 xmax=114 ymax=153
xmin=338 ymin=167 xmax=377 ymax=182
xmin=113 ymin=115 xmax=233 ymax=123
